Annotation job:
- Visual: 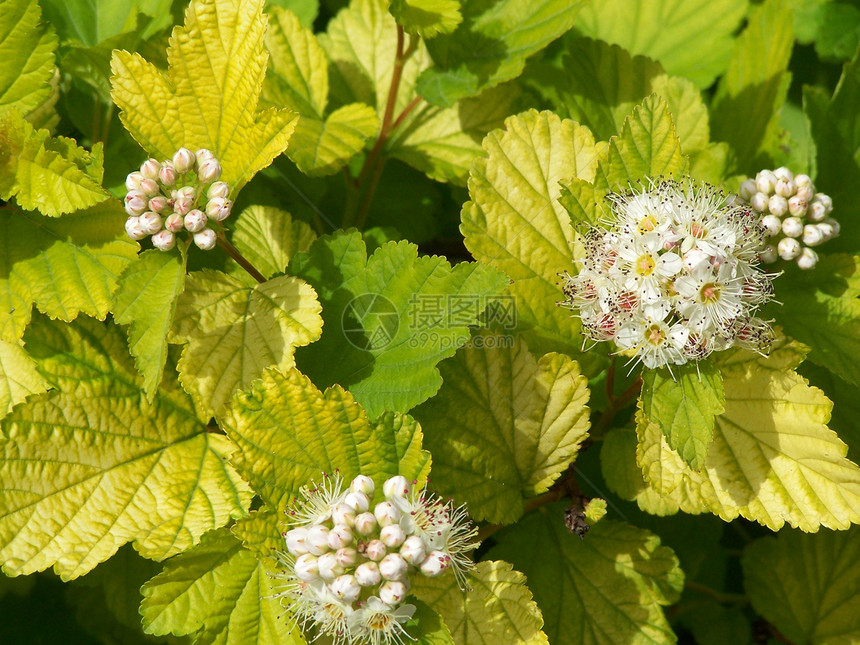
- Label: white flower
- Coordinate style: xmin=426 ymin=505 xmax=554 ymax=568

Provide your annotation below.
xmin=287 ymin=472 xmax=347 ymax=526
xmin=674 ymin=265 xmax=744 ymax=334
xmin=617 ymin=233 xmax=682 ymax=304
xmin=347 ymin=596 xmax=415 ymax=645
xmin=615 ymin=316 xmax=688 ymax=370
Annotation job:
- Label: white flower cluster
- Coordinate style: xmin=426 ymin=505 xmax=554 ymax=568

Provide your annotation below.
xmin=124 ymin=147 xmax=233 ymax=251
xmin=561 ymin=179 xmax=776 ymax=370
xmin=275 ymin=473 xmax=477 ymax=645
xmin=737 ymin=167 xmax=837 ymax=269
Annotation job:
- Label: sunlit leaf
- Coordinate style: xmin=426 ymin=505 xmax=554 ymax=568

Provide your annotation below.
xmin=230 ymin=206 xmax=317 ymax=280
xmin=0 ymin=339 xmax=46 ymax=421
xmin=390 ymin=0 xmax=462 ymax=39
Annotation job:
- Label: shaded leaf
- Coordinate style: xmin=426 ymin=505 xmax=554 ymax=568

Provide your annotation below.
xmin=390 ymin=0 xmax=462 ymax=38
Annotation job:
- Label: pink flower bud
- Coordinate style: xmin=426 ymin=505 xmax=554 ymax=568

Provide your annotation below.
xmin=759 ymin=244 xmax=778 ymax=264
xmin=294 ymin=553 xmax=319 ymax=581
xmin=139 ymin=212 xmax=163 ymax=235
xmin=778 ymin=237 xmax=801 ymax=261
xmin=738 ymin=179 xmax=756 ymax=201
xmin=159 ymin=163 xmax=177 ymax=186
xmin=365 ymin=539 xmax=387 ymax=561
xmin=379 ymin=553 xmax=408 ymax=581
xmin=750 ymin=192 xmax=769 ymax=213
xmin=344 ymin=491 xmax=370 ymax=513
xmin=139 ymin=178 xmax=160 ymax=197
xmin=286 ymin=527 xmax=309 ymax=556
xmin=193 ymin=228 xmax=217 ymax=250
xmin=399 ymin=535 xmax=426 ymax=566
xmin=354 ymin=512 xmax=378 ymax=536
xmin=773 ymin=166 xmax=794 ymax=182
xmin=382 ymin=476 xmax=411 ymax=500
xmin=350 ymin=475 xmax=375 ymax=497
xmin=419 ymin=551 xmax=450 ymax=577
xmin=332 ymin=502 xmax=356 ymax=527
xmin=125 ymin=171 xmax=144 ymax=192
xmin=354 ymin=561 xmax=381 ymax=587
xmin=374 ymin=501 xmax=402 ymax=527
xmin=125 ymin=216 xmax=146 ymax=240
xmin=317 ymin=552 xmax=344 ymax=580
xmin=380 ymin=524 xmax=406 ymax=549
xmin=152 ymin=230 xmax=175 ymax=251
xmin=125 ymin=191 xmax=148 ymax=216
xmin=788 ymin=195 xmax=808 ymax=217
xmin=795 ymin=174 xmax=813 ymax=189
xmin=328 ymin=525 xmax=354 ymax=550
xmin=802 ymin=224 xmax=824 ymax=247
xmin=775 ymin=178 xmax=795 ymax=198
xmin=378 ymin=580 xmax=409 ymax=606
xmin=205 ymin=197 xmax=233 ymax=222
xmin=184 ymin=209 xmax=207 ymax=233
xmin=164 ymin=213 xmax=184 ymax=233
xmin=149 ymin=196 xmax=169 ymax=213
xmin=755 ymin=170 xmax=776 ymax=195
xmin=767 ymin=195 xmax=787 ymax=218
xmin=797 ymin=247 xmax=819 ymax=270
xmin=306 ymin=525 xmax=331 ymax=555
xmin=821 ymin=218 xmax=840 ymax=238
xmin=761 ymin=215 xmax=782 ymax=237
xmin=207 ymin=181 xmax=230 ymax=200
xmin=173 ymin=197 xmax=193 ymax=216
xmin=198 ymin=158 xmax=222 ymax=183
xmin=195 ymin=148 xmax=215 ymax=165
xmin=781 ymin=217 xmax=803 ymax=238
xmin=140 ymin=158 xmax=161 ymax=180
xmin=812 ymin=193 xmax=833 ymax=214
xmin=335 ymin=547 xmax=358 ymax=568
xmin=173 ymin=147 xmax=196 ymax=174
xmin=330 ymin=574 xmax=361 ymax=603
xmin=795 ymin=185 xmax=814 ymax=202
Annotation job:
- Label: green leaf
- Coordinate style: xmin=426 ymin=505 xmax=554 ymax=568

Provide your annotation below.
xmin=793 ymin=0 xmax=860 ymax=60
xmin=0 ymin=202 xmax=138 ymax=342
xmin=574 ymin=0 xmax=749 ymax=88
xmin=487 ymin=510 xmax=683 ymax=645
xmin=0 ymin=316 xmax=253 ymax=579
xmin=0 ymin=110 xmax=109 ymax=216
xmin=594 ymin=94 xmax=689 ymax=190
xmin=640 ymin=363 xmax=725 ymax=470
xmin=289 ymin=232 xmax=507 ymax=418
xmin=40 ymin=0 xmax=139 ymax=46
xmin=141 ymin=528 xmax=305 ymax=644
xmin=110 ymin=0 xmax=299 ymax=192
xmin=266 ymin=0 xmax=318 ymax=27
xmin=743 ymin=527 xmax=860 ymax=645
xmin=710 ymin=0 xmax=795 ymax=172
xmin=390 ymin=0 xmax=462 ymax=38
xmin=319 ymin=0 xmax=510 ymax=183
xmin=113 ymin=249 xmax=187 ymax=401
xmin=0 ymin=339 xmax=46 ymax=421
xmin=0 ymin=0 xmax=58 ymax=121
xmin=230 ymin=206 xmax=317 ymax=280
xmin=804 ymin=46 xmax=860 ymax=254
xmin=170 ymin=269 xmax=323 ymax=418
xmin=223 ymin=366 xmax=431 ymax=512
xmin=262 ymin=7 xmax=379 ymax=176
xmin=406 ymin=599 xmax=455 ymax=645
xmin=773 ymin=254 xmax=860 ymax=389
xmin=413 ymin=332 xmax=590 ymax=523
xmin=460 ymin=109 xmax=605 ymax=367
xmin=413 ymin=560 xmax=549 ymax=645
xmin=636 ymin=354 xmax=860 ymax=531
xmin=417 ymin=0 xmax=588 ymax=107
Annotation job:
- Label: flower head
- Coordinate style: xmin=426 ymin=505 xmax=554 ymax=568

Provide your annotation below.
xmin=273 ymin=473 xmax=478 ymax=645
xmin=561 ymin=179 xmax=777 ymax=369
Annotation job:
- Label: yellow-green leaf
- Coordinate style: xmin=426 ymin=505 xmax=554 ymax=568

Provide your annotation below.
xmin=224 ymin=367 xmax=431 ymax=513
xmin=0 ymin=338 xmax=46 ymax=420
xmin=640 ymin=363 xmax=725 ymax=470
xmin=288 ymin=103 xmax=379 ymax=176
xmin=413 ymin=332 xmax=590 ymax=523
xmin=487 ymin=510 xmax=684 ymax=645
xmin=113 ymin=249 xmax=187 ymax=401
xmin=390 ymin=0 xmax=462 ymax=39
xmin=110 ymin=0 xmax=299 ymax=192
xmin=743 ymin=527 xmax=860 ymax=645
xmin=0 ymin=110 xmax=109 ymax=216
xmin=0 ymin=201 xmax=138 ymax=342
xmin=0 ymin=316 xmax=253 ymax=579
xmin=0 ymin=0 xmax=58 ymax=120
xmin=637 ymin=355 xmax=860 ymax=531
xmin=230 ymin=206 xmax=317 ymax=280
xmin=461 ymin=109 xmax=605 ymax=366
xmin=170 ymin=269 xmax=323 ymax=419
xmin=413 ymin=560 xmax=549 ymax=645
xmin=141 ymin=529 xmax=305 ymax=645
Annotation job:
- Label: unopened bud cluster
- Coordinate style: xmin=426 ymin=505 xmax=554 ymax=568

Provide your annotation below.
xmin=275 ymin=473 xmax=477 ymax=645
xmin=124 ymin=148 xmax=233 ymax=251
xmin=561 ymin=179 xmax=776 ymax=369
xmin=737 ymin=167 xmax=837 ymax=270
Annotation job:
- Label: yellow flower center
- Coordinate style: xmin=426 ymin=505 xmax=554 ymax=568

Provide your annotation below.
xmin=691 ymin=222 xmax=707 ymax=239
xmin=638 ymin=214 xmax=659 ymax=234
xmin=369 ymin=613 xmax=393 ymax=631
xmin=635 ymin=254 xmax=656 ymax=276
xmin=645 ymin=324 xmax=666 ymax=346
xmin=700 ymin=283 xmax=721 ymax=304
